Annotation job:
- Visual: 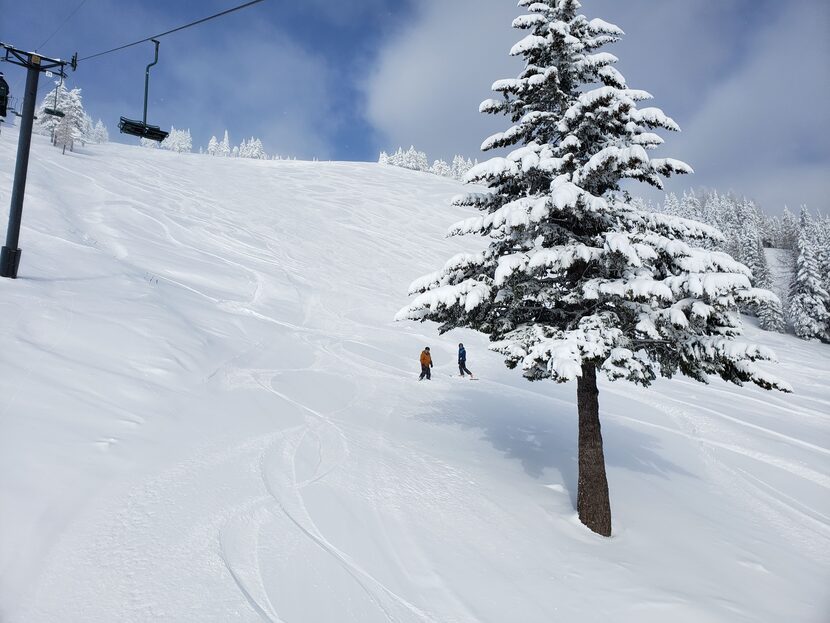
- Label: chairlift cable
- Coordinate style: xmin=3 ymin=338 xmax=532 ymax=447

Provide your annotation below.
xmin=37 ymin=0 xmax=92 ymax=50
xmin=76 ymin=0 xmax=267 ymax=63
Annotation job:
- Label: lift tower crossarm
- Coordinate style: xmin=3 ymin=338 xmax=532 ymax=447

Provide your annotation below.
xmin=1 ymin=43 xmax=69 ymax=75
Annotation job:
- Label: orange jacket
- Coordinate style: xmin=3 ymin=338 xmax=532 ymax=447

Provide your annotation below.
xmin=420 ymin=350 xmax=432 ymax=366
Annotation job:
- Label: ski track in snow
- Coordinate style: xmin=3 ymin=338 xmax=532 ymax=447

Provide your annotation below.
xmin=606 ymin=385 xmax=830 ymax=563
xmin=1 ymin=134 xmax=829 ymax=623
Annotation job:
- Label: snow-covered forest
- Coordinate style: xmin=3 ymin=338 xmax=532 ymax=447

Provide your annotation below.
xmin=379 ymin=145 xmax=477 ymax=181
xmin=204 ymin=130 xmax=269 ymax=159
xmin=649 ymin=191 xmax=830 ymax=340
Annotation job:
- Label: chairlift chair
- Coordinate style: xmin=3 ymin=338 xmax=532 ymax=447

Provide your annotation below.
xmin=8 ymin=97 xmax=23 ymax=117
xmin=43 ymin=72 xmax=66 ymax=117
xmin=119 ymin=39 xmax=168 ymax=142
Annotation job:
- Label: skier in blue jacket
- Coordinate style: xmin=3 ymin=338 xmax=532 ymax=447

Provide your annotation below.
xmin=458 ymin=343 xmax=473 ymax=378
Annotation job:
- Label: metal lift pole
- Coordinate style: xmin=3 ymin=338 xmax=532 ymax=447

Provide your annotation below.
xmin=143 ymin=39 xmax=160 ymax=127
xmin=0 ymin=44 xmax=69 ymax=278
xmin=0 ymin=56 xmax=40 ymax=278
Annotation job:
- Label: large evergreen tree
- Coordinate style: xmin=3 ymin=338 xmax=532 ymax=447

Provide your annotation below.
xmin=397 ymin=0 xmax=790 ymax=536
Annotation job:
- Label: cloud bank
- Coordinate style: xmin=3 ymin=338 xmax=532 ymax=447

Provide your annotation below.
xmin=365 ymin=0 xmax=830 ymax=212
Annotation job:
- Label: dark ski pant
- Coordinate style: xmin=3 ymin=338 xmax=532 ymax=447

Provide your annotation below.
xmin=420 ymin=364 xmax=432 ymax=380
xmin=459 ymin=362 xmax=472 ymax=376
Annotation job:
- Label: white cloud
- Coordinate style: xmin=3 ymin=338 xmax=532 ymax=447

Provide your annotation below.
xmin=302 ymin=0 xmax=392 ymax=25
xmin=161 ymin=27 xmax=338 ymax=159
xmin=365 ymin=0 xmax=830 ymax=212
xmin=365 ymin=0 xmax=520 ymax=161
xmin=664 ymin=0 xmax=830 ymax=210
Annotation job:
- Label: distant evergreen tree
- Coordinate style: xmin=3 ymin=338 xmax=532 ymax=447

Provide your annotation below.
xmin=160 ymin=127 xmax=192 ymax=153
xmin=207 ymin=136 xmax=219 ymax=156
xmin=91 ymin=119 xmax=109 ymax=144
xmin=220 ymin=130 xmax=231 ymax=157
xmin=238 ymin=137 xmax=266 ymax=159
xmin=789 ymin=208 xmax=830 ymax=341
xmin=451 ymin=155 xmax=474 ymax=181
xmin=681 ymin=191 xmax=704 ymax=222
xmin=398 ymin=0 xmax=789 ymax=537
xmin=735 ymin=204 xmax=785 ymax=333
xmin=779 ymin=207 xmax=798 ymax=250
xmin=754 ymin=243 xmax=787 ymax=333
xmin=662 ymin=192 xmax=681 ymax=218
xmin=430 ymin=159 xmax=453 ymax=178
xmin=54 ymin=107 xmax=77 ymax=154
xmin=401 ymin=146 xmax=429 ymax=171
xmin=814 ymin=214 xmax=830 ymax=299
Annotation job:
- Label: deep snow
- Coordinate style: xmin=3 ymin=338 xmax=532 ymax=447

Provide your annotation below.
xmin=0 ymin=129 xmax=828 ymax=622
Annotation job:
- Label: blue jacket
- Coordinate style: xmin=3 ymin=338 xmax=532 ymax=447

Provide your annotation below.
xmin=458 ymin=346 xmax=466 ymax=363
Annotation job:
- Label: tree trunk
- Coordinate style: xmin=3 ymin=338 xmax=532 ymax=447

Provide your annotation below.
xmin=576 ymin=364 xmax=612 ymax=536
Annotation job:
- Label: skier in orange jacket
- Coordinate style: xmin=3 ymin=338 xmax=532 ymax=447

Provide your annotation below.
xmin=419 ymin=347 xmax=433 ymax=380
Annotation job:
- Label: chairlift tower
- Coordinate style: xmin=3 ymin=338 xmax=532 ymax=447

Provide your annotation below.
xmin=0 ymin=43 xmax=73 ymax=278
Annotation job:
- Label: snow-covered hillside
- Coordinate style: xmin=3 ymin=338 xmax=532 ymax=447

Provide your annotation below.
xmin=1 ymin=129 xmax=828 ymax=622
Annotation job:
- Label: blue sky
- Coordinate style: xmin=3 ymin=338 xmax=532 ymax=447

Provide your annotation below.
xmin=2 ymin=0 xmax=828 ymax=212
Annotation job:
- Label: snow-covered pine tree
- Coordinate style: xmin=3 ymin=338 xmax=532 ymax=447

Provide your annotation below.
xmin=662 ymin=192 xmax=681 ymax=218
xmin=34 ymin=80 xmax=70 ymax=139
xmin=735 ymin=200 xmax=761 ymax=267
xmin=54 ymin=107 xmax=76 ymax=154
xmin=161 ymin=127 xmax=192 ymax=153
xmin=754 ymin=241 xmax=787 ymax=333
xmin=814 ymin=214 xmax=830 ymax=304
xmin=397 ymin=0 xmax=790 ymax=536
xmin=402 ymin=146 xmax=429 ymax=171
xmin=431 ymin=159 xmax=453 ymax=178
xmin=77 ymin=112 xmax=92 ymax=145
xmin=238 ymin=137 xmax=266 ymax=159
xmin=451 ymin=155 xmax=474 ymax=181
xmin=36 ymin=84 xmax=87 ymax=148
xmin=681 ymin=190 xmax=704 ymax=223
xmin=378 ymin=151 xmax=389 ymax=165
xmin=92 ymin=119 xmax=109 ymax=144
xmin=220 ymin=130 xmax=231 ymax=157
xmin=207 ymin=136 xmax=219 ymax=156
xmin=780 ymin=207 xmax=798 ymax=250
xmin=736 ymin=204 xmax=785 ymax=333
xmin=387 ymin=148 xmax=403 ymax=167
xmin=789 ymin=207 xmax=830 ymax=342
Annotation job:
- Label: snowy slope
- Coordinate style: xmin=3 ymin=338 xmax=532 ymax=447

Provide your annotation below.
xmin=0 ymin=129 xmax=828 ymax=623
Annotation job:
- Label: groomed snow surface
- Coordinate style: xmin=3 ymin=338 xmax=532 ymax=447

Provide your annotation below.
xmin=0 ymin=129 xmax=828 ymax=622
